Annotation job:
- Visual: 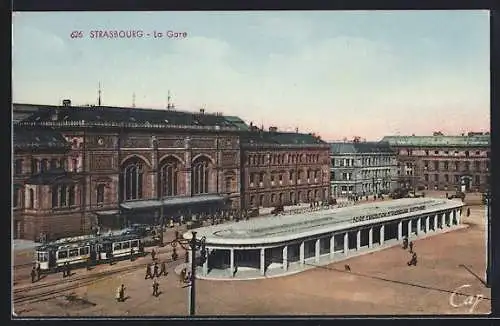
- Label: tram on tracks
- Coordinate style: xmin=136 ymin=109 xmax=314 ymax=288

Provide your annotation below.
xmin=34 ymin=233 xmax=144 ymax=273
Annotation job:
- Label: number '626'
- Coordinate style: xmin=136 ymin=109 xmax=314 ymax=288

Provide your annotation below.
xmin=70 ymin=31 xmax=84 ymax=39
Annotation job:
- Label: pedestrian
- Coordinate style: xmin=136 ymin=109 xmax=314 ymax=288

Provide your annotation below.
xmin=36 ymin=263 xmax=41 ymax=281
xmin=153 ymin=262 xmax=159 ymax=277
xmin=151 ymin=249 xmax=156 ymax=261
xmin=86 ymin=256 xmax=92 ymax=271
xmin=409 ymin=241 xmax=413 ymax=253
xmin=171 ymin=247 xmax=178 ymax=261
xmin=402 ymin=237 xmax=408 ymax=250
xmin=160 ymin=261 xmax=167 ymax=276
xmin=445 ymin=192 xmax=449 ymax=199
xmin=31 ymin=266 xmax=36 ymax=283
xmin=175 ymin=230 xmax=180 ymax=240
xmin=467 ymin=207 xmax=471 ymax=217
xmin=130 ymin=248 xmax=134 ymax=262
xmin=152 ymin=278 xmax=159 ymax=297
xmin=115 ymin=284 xmax=125 ymax=302
xmin=145 ymin=263 xmax=153 ymax=279
xmin=61 ymin=265 xmax=66 ymax=278
xmin=185 ymin=251 xmax=189 ymax=263
xmin=180 ymin=268 xmax=187 ymax=284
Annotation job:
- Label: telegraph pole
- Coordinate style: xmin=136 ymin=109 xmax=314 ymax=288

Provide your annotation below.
xmin=485 ymin=191 xmax=491 ymax=288
xmin=188 ymin=232 xmax=197 ymax=315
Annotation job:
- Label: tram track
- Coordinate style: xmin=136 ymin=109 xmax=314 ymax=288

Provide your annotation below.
xmin=13 ymin=256 xmax=183 ymax=306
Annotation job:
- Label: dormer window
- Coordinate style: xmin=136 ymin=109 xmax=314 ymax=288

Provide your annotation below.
xmin=130 ymin=117 xmax=136 ymax=122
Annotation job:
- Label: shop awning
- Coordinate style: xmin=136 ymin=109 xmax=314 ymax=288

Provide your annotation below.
xmin=120 ymin=195 xmax=227 ymax=211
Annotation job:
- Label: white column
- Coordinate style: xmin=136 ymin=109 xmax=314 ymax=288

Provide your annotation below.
xmin=456 ymin=209 xmax=461 ymax=225
xmin=260 ymin=248 xmax=265 ymax=276
xmin=203 ymin=248 xmax=209 ymax=276
xmin=368 ymin=228 xmax=373 ymax=248
xmin=397 ymin=221 xmax=402 ymax=240
xmin=416 ymin=217 xmax=421 ymax=236
xmin=434 ymin=214 xmax=438 ymax=231
xmin=344 ymin=232 xmax=349 ymax=255
xmin=299 ymin=242 xmax=305 ymax=266
xmin=425 ymin=216 xmax=430 ymax=233
xmin=315 ymin=238 xmax=320 ymax=263
xmin=407 ymin=219 xmax=412 ymax=238
xmin=441 ymin=213 xmax=446 ymax=228
xmin=330 ymin=235 xmax=335 ymax=258
xmin=188 ymin=248 xmax=193 ymax=264
xmin=282 ymin=246 xmax=288 ymax=271
xmin=356 ymin=230 xmax=361 ymax=250
xmin=229 ymin=248 xmax=234 ymax=277
xmin=380 ymin=225 xmax=385 ymax=245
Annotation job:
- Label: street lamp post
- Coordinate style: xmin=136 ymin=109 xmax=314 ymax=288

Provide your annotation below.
xmin=170 ymin=231 xmax=207 ymax=316
xmin=485 ymin=191 xmax=491 ymax=288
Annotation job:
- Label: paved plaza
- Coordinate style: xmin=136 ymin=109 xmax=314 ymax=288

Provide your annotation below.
xmin=13 ymin=197 xmax=490 ymax=316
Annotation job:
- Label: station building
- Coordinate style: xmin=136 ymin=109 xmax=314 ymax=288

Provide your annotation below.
xmin=185 ymin=198 xmax=464 ymax=280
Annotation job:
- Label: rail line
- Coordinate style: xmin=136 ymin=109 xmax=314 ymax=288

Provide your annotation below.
xmin=13 ymin=257 xmax=182 ymax=306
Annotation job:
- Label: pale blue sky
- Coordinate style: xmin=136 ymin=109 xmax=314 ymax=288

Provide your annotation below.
xmin=12 ymin=10 xmax=490 ymax=140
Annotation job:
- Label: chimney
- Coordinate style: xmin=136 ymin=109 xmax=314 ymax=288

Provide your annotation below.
xmin=200 ymin=108 xmax=205 ymax=114
xmin=295 ymin=127 xmax=299 ymax=133
xmin=62 ymin=99 xmax=71 ymax=107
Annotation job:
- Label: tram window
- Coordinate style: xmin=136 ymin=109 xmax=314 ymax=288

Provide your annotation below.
xmin=102 ymin=243 xmax=111 ymax=251
xmin=122 ymin=242 xmax=130 ymax=249
xmin=113 ymin=243 xmax=122 ymax=251
xmin=57 ymin=250 xmax=68 ymax=259
xmin=131 ymin=240 xmax=139 ymax=247
xmin=69 ymin=249 xmax=79 ymax=257
xmin=37 ymin=252 xmax=48 ymax=262
xmin=79 ymin=247 xmax=89 ymax=255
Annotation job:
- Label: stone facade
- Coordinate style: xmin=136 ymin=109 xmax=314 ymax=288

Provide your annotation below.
xmin=382 ymin=134 xmax=490 ymax=193
xmin=329 ymin=142 xmax=398 ymax=198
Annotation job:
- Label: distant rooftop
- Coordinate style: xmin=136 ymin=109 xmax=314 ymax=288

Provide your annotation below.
xmin=13 ymin=126 xmax=71 ymax=151
xmin=329 ymin=141 xmax=395 ymax=154
xmin=241 ymin=130 xmax=328 ymax=147
xmin=381 ymin=135 xmax=490 ymax=147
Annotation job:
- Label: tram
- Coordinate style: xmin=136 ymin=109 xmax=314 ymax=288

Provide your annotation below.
xmin=34 ymin=233 xmax=143 ymax=273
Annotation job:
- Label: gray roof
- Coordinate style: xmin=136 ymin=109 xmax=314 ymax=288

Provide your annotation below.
xmin=13 ymin=126 xmax=71 ymax=151
xmin=329 ymin=141 xmax=395 ymax=154
xmin=242 ymin=131 xmax=327 ymax=146
xmin=381 ymin=135 xmax=490 ymax=148
xmin=13 ymin=103 xmax=250 ymax=131
xmin=188 ymin=198 xmax=464 ymax=246
xmin=120 ymin=195 xmax=226 ymax=210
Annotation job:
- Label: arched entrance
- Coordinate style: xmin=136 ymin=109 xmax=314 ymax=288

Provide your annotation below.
xmin=460 ymin=175 xmax=472 ymax=192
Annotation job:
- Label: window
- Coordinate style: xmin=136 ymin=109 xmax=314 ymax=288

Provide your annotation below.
xmin=486 ymin=161 xmax=490 ymax=171
xmin=40 ymin=159 xmax=49 ymax=172
xmin=57 ymin=250 xmax=68 ymax=259
xmin=69 ymin=186 xmax=75 ymax=206
xmin=444 ymin=151 xmax=449 ymax=154
xmin=113 ymin=243 xmax=122 ymax=251
xmin=465 ymin=151 xmax=469 ymax=158
xmin=278 ymin=193 xmax=283 ymax=203
xmin=289 ymin=171 xmax=294 ymax=181
xmin=454 ymin=175 xmax=460 ymax=183
xmin=434 ymin=174 xmax=438 ymax=182
xmin=192 ymin=158 xmax=210 ymax=194
xmin=60 ymin=185 xmax=67 ymax=206
xmin=465 ymin=162 xmax=470 ymax=171
xmin=13 ymin=185 xmax=20 ymax=208
xmin=52 ymin=185 xmax=75 ymax=208
xmin=425 ymin=150 xmax=429 ymax=156
xmin=97 ymin=184 xmax=105 ymax=204
xmin=330 ymin=172 xmax=335 ymax=181
xmin=486 ymin=151 xmax=490 ymax=158
xmin=475 ymin=175 xmax=480 ymax=185
xmin=59 ymin=159 xmax=66 ymax=170
xmin=50 ymin=159 xmax=58 ymax=169
xmin=434 ymin=161 xmax=439 ymax=170
xmin=160 ymin=159 xmax=179 ymax=197
xmin=348 ymin=186 xmax=354 ymax=191
xmin=28 ymin=189 xmax=34 ymax=208
xmin=259 ymin=195 xmax=264 ymax=206
xmin=434 ymin=151 xmax=439 ymax=155
xmin=475 ymin=161 xmax=481 ymax=171
xmin=271 ymin=194 xmax=276 ymax=203
xmin=444 ymin=161 xmax=449 ymax=170
xmin=341 ymin=186 xmax=347 ymax=191
xmin=79 ymin=247 xmax=89 ymax=255
xmin=122 ymin=242 xmax=130 ymax=249
xmin=250 ymin=195 xmax=255 ymax=206
xmin=31 ymin=159 xmax=38 ymax=174
xmin=475 ymin=151 xmax=480 ymax=155
xmin=225 ymin=177 xmax=232 ymax=192
xmin=445 ymin=174 xmax=449 ymax=182
xmin=131 ymin=240 xmax=139 ymax=248
xmin=14 ymin=159 xmax=23 ymax=175
xmin=454 ymin=162 xmax=459 ymax=171
xmin=424 ymin=174 xmax=429 ymax=181
xmin=121 ymin=160 xmax=144 ymax=200
xmin=72 ymin=159 xmax=78 ymax=172
xmin=69 ymin=249 xmax=79 ymax=257
xmin=424 ymin=161 xmax=429 ymax=170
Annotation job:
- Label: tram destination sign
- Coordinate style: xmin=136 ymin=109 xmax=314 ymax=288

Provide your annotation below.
xmin=352 ymin=205 xmax=426 ymax=223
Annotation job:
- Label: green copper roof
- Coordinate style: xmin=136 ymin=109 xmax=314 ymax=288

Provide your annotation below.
xmin=381 ymin=135 xmax=490 ymax=147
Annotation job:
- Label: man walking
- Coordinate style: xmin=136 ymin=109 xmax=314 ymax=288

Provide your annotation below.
xmin=409 ymin=241 xmax=414 ymax=254
xmin=152 ymin=278 xmax=160 ymax=297
xmin=160 ymin=261 xmax=167 ymax=276
xmin=153 ymin=262 xmax=159 ymax=278
xmin=36 ymin=263 xmax=41 ymax=281
xmin=151 ymin=249 xmax=156 ymax=261
xmin=171 ymin=247 xmax=178 ymax=261
xmin=115 ymin=284 xmax=125 ymax=302
xmin=31 ymin=266 xmax=37 ymax=283
xmin=467 ymin=207 xmax=471 ymax=217
xmin=145 ymin=263 xmax=153 ymax=279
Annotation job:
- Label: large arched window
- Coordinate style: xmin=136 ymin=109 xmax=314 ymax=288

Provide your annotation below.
xmin=121 ymin=159 xmax=144 ymax=201
xmin=192 ymin=157 xmax=210 ymax=195
xmin=160 ymin=158 xmax=179 ymax=197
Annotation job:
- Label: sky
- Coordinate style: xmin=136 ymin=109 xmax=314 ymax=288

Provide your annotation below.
xmin=12 ymin=11 xmax=490 ymax=141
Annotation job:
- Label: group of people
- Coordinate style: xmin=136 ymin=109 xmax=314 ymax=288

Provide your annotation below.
xmin=402 ymin=237 xmax=418 ymax=266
